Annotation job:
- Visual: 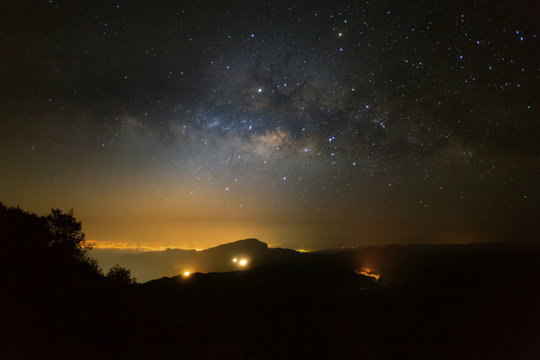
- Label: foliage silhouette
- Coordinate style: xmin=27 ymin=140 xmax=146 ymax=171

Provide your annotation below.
xmin=47 ymin=208 xmax=86 ymax=254
xmin=0 ymin=202 xmax=101 ymax=277
xmin=107 ymin=264 xmax=137 ymax=284
xmin=1 ymin=201 xmax=539 ymax=359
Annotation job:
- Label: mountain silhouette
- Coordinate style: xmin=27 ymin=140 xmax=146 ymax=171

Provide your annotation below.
xmin=91 ymin=238 xmax=306 ymax=282
xmin=136 ymin=243 xmax=540 ymax=360
xmin=4 ymin=202 xmax=540 ymax=359
xmin=92 ymin=239 xmax=540 ymax=284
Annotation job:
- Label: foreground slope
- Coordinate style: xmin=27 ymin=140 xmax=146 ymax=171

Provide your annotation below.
xmin=2 ymin=204 xmax=539 ymax=360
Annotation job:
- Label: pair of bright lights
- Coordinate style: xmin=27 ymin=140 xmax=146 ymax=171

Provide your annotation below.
xmin=182 ymin=257 xmax=249 ymax=277
xmin=232 ymin=258 xmax=248 ymax=266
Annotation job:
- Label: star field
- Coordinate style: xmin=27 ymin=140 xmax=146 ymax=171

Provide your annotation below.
xmin=0 ymin=0 xmax=538 ymax=249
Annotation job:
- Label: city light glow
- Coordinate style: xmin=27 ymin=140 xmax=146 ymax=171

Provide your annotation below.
xmin=356 ymin=267 xmax=380 ymax=281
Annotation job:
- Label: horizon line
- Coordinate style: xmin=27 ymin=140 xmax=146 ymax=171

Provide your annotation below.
xmin=87 ymin=239 xmax=300 ymax=252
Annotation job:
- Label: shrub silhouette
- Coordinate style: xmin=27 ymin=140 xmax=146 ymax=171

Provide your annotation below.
xmin=0 ymin=202 xmax=101 ymax=276
xmin=107 ymin=264 xmax=137 ymax=284
xmin=47 ymin=208 xmax=86 ymax=255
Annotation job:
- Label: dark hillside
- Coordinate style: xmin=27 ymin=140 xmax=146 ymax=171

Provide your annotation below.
xmin=2 ymin=203 xmax=539 ymax=359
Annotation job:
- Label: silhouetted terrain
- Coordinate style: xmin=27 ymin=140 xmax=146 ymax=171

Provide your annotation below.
xmin=2 ymin=203 xmax=539 ymax=359
xmin=91 ymin=238 xmax=305 ymax=282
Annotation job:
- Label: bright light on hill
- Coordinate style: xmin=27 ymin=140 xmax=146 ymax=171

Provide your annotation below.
xmin=183 ymin=271 xmax=191 ymax=277
xmin=356 ymin=267 xmax=380 ymax=281
xmin=232 ymin=257 xmax=248 ymax=267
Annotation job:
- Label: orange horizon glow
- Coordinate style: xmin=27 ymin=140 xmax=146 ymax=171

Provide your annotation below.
xmin=356 ymin=267 xmax=380 ymax=281
xmin=82 ymin=219 xmax=299 ymax=252
xmin=71 ymin=212 xmax=499 ymax=255
xmin=89 ymin=239 xmax=315 ymax=253
xmin=88 ymin=240 xmax=204 ymax=252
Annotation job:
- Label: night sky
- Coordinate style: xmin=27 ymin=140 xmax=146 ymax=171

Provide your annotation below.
xmin=1 ymin=0 xmax=538 ymax=250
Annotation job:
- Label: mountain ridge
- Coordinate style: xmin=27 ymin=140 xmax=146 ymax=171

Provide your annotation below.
xmin=91 ymin=238 xmax=306 ymax=282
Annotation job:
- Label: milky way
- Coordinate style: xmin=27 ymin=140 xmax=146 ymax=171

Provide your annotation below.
xmin=1 ymin=1 xmax=538 ymax=249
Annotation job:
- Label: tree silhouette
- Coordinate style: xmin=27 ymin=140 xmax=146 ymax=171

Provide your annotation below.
xmin=107 ymin=264 xmax=137 ymax=284
xmin=0 ymin=203 xmax=101 ymax=276
xmin=1 ymin=203 xmax=48 ymax=249
xmin=47 ymin=208 xmax=86 ymax=255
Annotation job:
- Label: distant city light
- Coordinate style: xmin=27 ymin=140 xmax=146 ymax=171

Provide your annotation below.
xmin=183 ymin=271 xmax=191 ymax=277
xmin=239 ymin=259 xmax=248 ymax=266
xmin=232 ymin=258 xmax=238 ymax=263
xmin=355 ymin=267 xmax=380 ymax=281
